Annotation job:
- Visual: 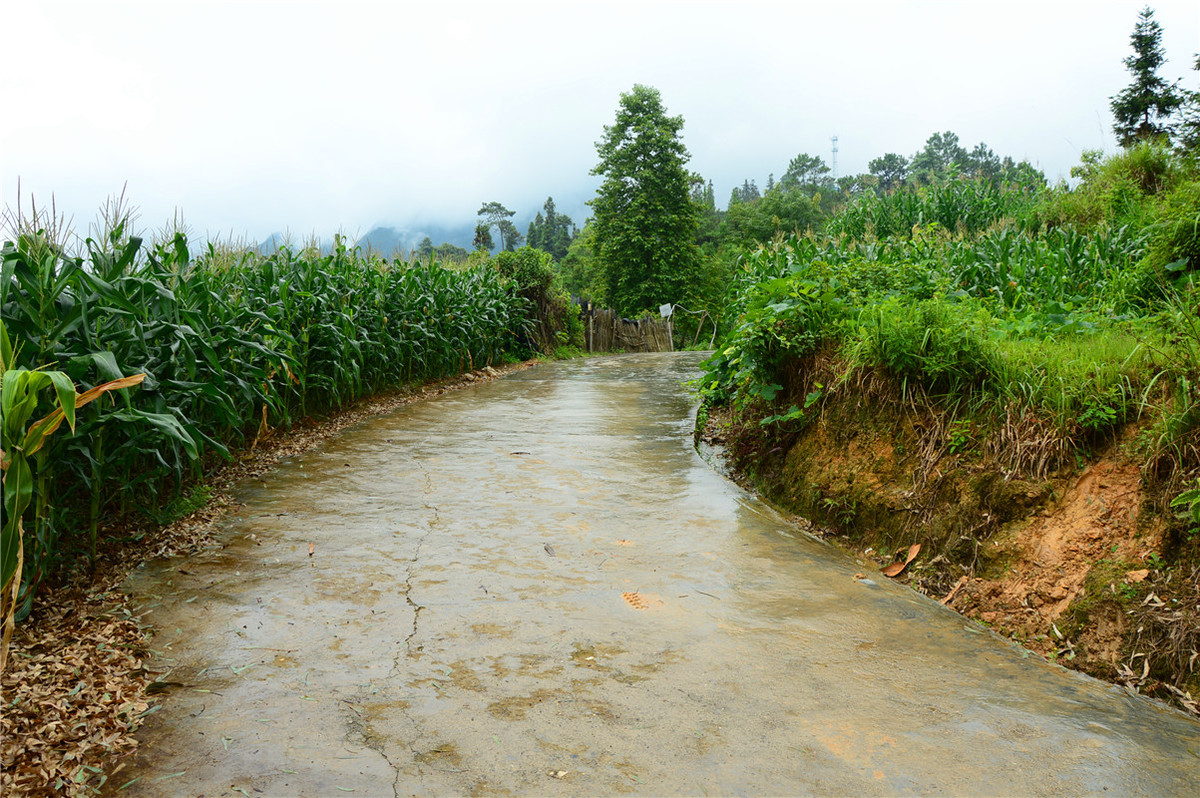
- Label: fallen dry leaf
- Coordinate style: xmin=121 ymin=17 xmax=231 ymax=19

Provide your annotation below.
xmin=881 ymin=544 xmax=921 ymax=578
xmin=1125 ymin=568 xmax=1149 ymax=583
xmin=622 ymin=592 xmax=649 ymax=610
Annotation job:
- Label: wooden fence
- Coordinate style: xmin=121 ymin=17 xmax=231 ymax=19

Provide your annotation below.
xmin=579 ymin=302 xmax=674 ymax=353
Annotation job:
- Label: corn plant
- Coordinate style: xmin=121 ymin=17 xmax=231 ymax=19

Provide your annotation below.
xmin=1 ymin=318 xmax=145 ymax=669
xmin=2 ymin=209 xmax=532 ymax=618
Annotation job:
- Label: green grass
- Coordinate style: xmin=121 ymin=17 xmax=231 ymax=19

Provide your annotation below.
xmin=700 ymin=145 xmax=1200 ymax=486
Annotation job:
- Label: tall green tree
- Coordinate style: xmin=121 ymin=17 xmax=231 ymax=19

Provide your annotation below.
xmin=1110 ymin=6 xmax=1182 ymax=146
xmin=965 ymin=143 xmax=1002 ymax=184
xmin=497 ymin=220 xmax=523 ymax=252
xmin=780 ymin=153 xmax=832 ymax=193
xmin=1172 ymin=54 xmax=1200 ymax=155
xmin=526 ymin=197 xmax=575 ymax=260
xmin=473 ymin=223 xmax=494 ymax=252
xmin=868 ymin=153 xmax=908 ymax=191
xmin=527 ymin=212 xmax=546 ymax=250
xmin=689 ymin=177 xmax=716 ymax=212
xmin=728 ymin=180 xmax=762 ymax=206
xmin=477 ymin=202 xmax=519 ymax=250
xmin=909 ymin=131 xmax=969 ymax=180
xmin=590 ymin=85 xmax=699 ymax=315
xmin=690 ymin=174 xmax=721 ymax=250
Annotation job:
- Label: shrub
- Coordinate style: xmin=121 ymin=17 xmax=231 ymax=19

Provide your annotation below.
xmin=493 ymin=246 xmax=583 ymax=354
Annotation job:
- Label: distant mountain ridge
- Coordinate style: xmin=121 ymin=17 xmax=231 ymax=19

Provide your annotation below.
xmin=253 ymin=224 xmax=475 ymax=257
xmin=251 ymin=194 xmax=593 ymax=258
xmin=355 ymin=223 xmax=478 ymax=256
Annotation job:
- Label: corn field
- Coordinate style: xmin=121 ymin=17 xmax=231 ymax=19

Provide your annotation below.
xmin=1 ymin=221 xmax=530 ymax=620
xmin=725 ymin=224 xmax=1152 ymax=322
xmin=825 ymin=178 xmax=1038 ymax=240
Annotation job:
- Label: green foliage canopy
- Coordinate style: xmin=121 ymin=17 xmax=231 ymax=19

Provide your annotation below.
xmin=477 ymin=202 xmax=523 ymax=251
xmin=1172 ymin=54 xmax=1200 ymax=156
xmin=869 ymin=153 xmax=909 ymax=191
xmin=780 ymin=153 xmax=832 ymax=194
xmin=590 ymin=84 xmax=700 ymax=316
xmin=473 ymin=223 xmax=494 ymax=252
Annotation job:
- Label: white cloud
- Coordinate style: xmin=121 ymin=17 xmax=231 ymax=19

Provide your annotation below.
xmin=3 ymin=0 xmax=1197 ymax=242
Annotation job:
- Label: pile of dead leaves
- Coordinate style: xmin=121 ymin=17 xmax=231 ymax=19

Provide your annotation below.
xmin=1 ymin=589 xmax=154 ymax=795
xmin=2 ymin=362 xmax=535 ymax=795
xmin=1117 ymin=563 xmax=1200 ymax=715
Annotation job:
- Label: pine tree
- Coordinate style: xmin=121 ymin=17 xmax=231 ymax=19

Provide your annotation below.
xmin=477 ymin=202 xmax=517 ymax=250
xmin=1110 ymin=6 xmax=1182 ymax=147
xmin=527 ymin=212 xmax=546 ymax=251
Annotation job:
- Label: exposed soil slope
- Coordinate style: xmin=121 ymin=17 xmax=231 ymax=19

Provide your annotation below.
xmin=702 ymin=399 xmax=1199 ymax=716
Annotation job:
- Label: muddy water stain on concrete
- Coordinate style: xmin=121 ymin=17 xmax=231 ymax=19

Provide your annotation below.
xmin=487 ymin=688 xmax=568 ymax=720
xmin=112 ymin=353 xmax=1200 ymax=796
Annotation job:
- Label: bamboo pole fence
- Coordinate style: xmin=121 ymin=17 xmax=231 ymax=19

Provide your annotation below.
xmin=578 ymin=301 xmax=674 ymax=353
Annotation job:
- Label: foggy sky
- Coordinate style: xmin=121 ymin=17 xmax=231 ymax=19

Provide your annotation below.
xmin=4 ymin=0 xmax=1198 ymax=245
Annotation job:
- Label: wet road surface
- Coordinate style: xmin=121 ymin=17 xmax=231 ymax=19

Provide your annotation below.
xmin=116 ymin=353 xmax=1200 ymax=796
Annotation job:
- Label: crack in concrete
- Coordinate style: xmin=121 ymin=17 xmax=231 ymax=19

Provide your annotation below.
xmin=332 ymin=468 xmax=452 ymax=797
xmin=393 ymin=472 xmax=439 ymax=677
xmin=402 ymin=534 xmax=427 ymax=656
xmin=339 ymin=696 xmax=404 ymax=798
xmin=380 ymin=742 xmax=404 ymax=798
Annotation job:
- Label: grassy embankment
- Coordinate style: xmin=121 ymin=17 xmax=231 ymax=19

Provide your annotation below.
xmin=696 ymin=142 xmax=1200 ymax=712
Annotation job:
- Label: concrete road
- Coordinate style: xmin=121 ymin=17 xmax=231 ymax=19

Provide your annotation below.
xmin=114 ymin=353 xmax=1200 ymax=796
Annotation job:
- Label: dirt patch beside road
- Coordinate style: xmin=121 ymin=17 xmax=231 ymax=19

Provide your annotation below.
xmin=955 ymin=459 xmax=1152 ymax=647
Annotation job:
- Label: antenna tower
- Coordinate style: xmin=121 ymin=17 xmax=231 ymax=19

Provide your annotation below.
xmin=831 ymin=135 xmax=839 ymax=182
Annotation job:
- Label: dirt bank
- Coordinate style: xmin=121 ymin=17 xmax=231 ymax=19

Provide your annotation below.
xmin=700 ymin=392 xmax=1200 ymax=718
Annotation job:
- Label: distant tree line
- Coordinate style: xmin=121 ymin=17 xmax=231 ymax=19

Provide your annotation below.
xmin=465 ymin=5 xmax=1199 ymax=325
xmin=416 ymin=237 xmax=469 ymax=261
xmin=469 ymin=198 xmax=578 ymax=261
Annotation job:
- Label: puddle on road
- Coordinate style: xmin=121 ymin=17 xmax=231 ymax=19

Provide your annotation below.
xmin=112 ymin=353 xmax=1200 ymax=796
